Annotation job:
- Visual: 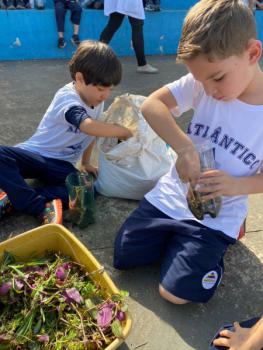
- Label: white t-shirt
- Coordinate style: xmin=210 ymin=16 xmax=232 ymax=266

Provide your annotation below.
xmin=104 ymin=0 xmax=145 ymax=20
xmin=17 ymin=82 xmax=104 ymax=165
xmin=145 ymin=73 xmax=263 ymax=239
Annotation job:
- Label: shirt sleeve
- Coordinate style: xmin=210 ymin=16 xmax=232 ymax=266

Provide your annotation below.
xmin=166 ymin=73 xmax=204 ymax=117
xmin=65 ymin=105 xmax=90 ymax=129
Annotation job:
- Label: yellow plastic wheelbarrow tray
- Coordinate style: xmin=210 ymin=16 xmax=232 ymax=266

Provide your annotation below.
xmin=0 ymin=223 xmax=132 ymax=350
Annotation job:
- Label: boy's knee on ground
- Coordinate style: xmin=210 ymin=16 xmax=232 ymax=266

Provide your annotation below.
xmin=113 ymin=249 xmax=135 ymax=270
xmin=159 ymin=285 xmax=190 ymax=305
xmin=113 ymin=256 xmax=127 ymax=270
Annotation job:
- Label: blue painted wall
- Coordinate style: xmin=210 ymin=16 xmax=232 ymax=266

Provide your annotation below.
xmin=161 ymin=0 xmax=195 ymax=10
xmin=42 ymin=0 xmax=195 ymax=10
xmin=0 ymin=0 xmax=263 ymax=61
xmin=0 ymin=8 xmax=186 ymax=60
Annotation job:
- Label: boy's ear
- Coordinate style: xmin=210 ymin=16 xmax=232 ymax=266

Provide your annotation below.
xmin=246 ymin=39 xmax=262 ymax=64
xmin=75 ymin=72 xmax=85 ymax=84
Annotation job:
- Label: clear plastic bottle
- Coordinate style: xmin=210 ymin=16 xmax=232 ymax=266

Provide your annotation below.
xmin=65 ymin=172 xmax=95 ymax=228
xmin=187 ymin=139 xmax=222 ymax=220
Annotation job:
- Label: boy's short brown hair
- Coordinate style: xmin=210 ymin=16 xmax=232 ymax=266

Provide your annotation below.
xmin=69 ymin=40 xmax=122 ymax=86
xmin=177 ymin=0 xmax=257 ymax=61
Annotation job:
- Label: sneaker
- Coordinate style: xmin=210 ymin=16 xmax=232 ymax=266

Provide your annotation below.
xmin=137 ymin=64 xmax=159 ymax=74
xmin=0 ymin=190 xmax=13 ymax=219
xmin=41 ymin=199 xmax=62 ymax=225
xmin=153 ymin=5 xmax=160 ymax=11
xmin=93 ymin=0 xmax=103 ymax=9
xmin=6 ymin=0 xmax=15 ymax=8
xmin=71 ymin=34 xmax=80 ymax=46
xmin=58 ymin=38 xmax=66 ymax=49
xmin=145 ymin=4 xmax=155 ymax=11
xmin=16 ymin=0 xmax=25 ymax=8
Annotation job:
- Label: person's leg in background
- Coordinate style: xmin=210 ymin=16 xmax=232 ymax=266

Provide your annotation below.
xmin=3 ymin=0 xmax=16 ymax=9
xmin=145 ymin=0 xmax=154 ymax=11
xmin=16 ymin=0 xmax=26 ymax=9
xmin=54 ymin=0 xmax=67 ymax=48
xmin=68 ymin=0 xmax=82 ymax=46
xmin=145 ymin=0 xmax=160 ymax=12
xmin=99 ymin=12 xmax=125 ymax=43
xmin=128 ymin=16 xmax=159 ymax=73
xmin=153 ymin=0 xmax=160 ymax=11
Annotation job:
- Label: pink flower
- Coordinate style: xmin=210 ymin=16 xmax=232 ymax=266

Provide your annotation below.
xmin=62 ymin=262 xmax=70 ymax=270
xmin=14 ymin=279 xmax=24 ymax=290
xmin=116 ymin=311 xmax=126 ymax=322
xmin=37 ymin=334 xmax=49 ymax=343
xmin=0 ymin=282 xmax=12 ymax=296
xmin=55 ymin=266 xmax=66 ymax=281
xmin=64 ymin=288 xmax=83 ymax=304
xmin=97 ymin=304 xmax=113 ymax=328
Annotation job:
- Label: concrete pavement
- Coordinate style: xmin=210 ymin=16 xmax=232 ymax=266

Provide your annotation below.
xmin=0 ymin=56 xmax=262 ymax=350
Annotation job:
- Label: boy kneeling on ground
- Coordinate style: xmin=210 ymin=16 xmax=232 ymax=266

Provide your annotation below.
xmin=114 ymin=0 xmax=263 ymax=305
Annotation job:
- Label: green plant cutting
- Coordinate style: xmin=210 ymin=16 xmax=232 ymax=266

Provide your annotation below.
xmin=0 ymin=251 xmax=129 ymax=349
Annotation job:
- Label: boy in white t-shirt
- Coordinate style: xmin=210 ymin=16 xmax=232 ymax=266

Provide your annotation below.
xmin=114 ymin=0 xmax=263 ymax=304
xmin=0 ymin=40 xmax=132 ymax=225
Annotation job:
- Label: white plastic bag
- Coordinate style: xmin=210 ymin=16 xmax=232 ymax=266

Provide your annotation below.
xmin=95 ymin=94 xmax=175 ymax=200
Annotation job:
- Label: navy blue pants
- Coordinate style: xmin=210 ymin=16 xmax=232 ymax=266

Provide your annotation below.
xmin=114 ymin=198 xmax=234 ymax=303
xmin=55 ymin=0 xmax=82 ymax=33
xmin=209 ymin=317 xmax=261 ymax=349
xmin=100 ymin=12 xmax=147 ymax=67
xmin=0 ymin=146 xmax=76 ymax=216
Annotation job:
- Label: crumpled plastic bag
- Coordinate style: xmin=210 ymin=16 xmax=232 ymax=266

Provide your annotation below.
xmin=95 ymin=94 xmax=175 ymax=200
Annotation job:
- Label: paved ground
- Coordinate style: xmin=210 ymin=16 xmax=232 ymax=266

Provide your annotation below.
xmin=0 ymin=56 xmax=262 ymax=350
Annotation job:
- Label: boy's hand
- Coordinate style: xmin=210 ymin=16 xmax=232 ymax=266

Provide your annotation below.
xmin=196 ymin=169 xmax=238 ymax=200
xmin=79 ymin=163 xmax=98 ymax=178
xmin=213 ymin=322 xmax=253 ymax=350
xmin=176 ymin=147 xmax=201 ymax=185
